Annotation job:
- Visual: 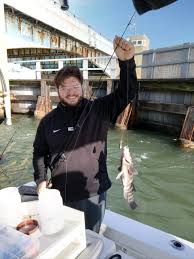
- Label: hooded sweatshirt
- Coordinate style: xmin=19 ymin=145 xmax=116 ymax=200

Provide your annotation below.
xmin=33 ymin=58 xmax=137 ymax=202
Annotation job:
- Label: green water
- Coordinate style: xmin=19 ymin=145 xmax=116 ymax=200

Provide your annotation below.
xmin=0 ymin=115 xmax=194 ymax=242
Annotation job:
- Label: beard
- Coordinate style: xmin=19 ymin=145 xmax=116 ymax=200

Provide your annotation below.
xmin=59 ymin=95 xmax=83 ymax=107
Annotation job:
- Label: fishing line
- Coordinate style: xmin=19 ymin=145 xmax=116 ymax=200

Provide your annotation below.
xmin=0 ymin=116 xmax=24 ymax=159
xmin=119 ymin=62 xmax=131 ymax=149
xmin=58 ymin=10 xmax=136 ymax=162
xmin=0 ymin=128 xmax=17 ymax=159
xmin=71 ymin=11 xmax=136 ymax=138
xmin=0 ymin=117 xmax=24 ymax=182
xmin=51 ymin=11 xmax=136 ymax=198
xmin=0 ymin=168 xmax=9 ymax=179
xmin=86 ymin=11 xmax=136 ymax=100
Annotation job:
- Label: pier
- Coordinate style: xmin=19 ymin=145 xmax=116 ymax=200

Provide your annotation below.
xmin=6 ymin=43 xmax=194 ymax=137
xmin=137 ymin=43 xmax=194 ymax=144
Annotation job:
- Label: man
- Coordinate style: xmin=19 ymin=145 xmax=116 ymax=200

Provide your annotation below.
xmin=33 ymin=36 xmax=137 ymax=233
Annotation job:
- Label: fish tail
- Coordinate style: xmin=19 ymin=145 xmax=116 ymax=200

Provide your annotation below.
xmin=129 ymin=200 xmax=138 ymax=210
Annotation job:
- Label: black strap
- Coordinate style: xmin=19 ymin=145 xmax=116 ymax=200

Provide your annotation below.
xmin=49 ymin=104 xmax=88 ymax=171
xmin=18 ymin=185 xmax=38 ymax=196
xmin=49 ymin=123 xmax=80 ymax=170
xmin=108 ymin=254 xmax=122 ymax=259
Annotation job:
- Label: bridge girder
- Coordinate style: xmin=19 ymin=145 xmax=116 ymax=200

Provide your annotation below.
xmin=5 ymin=5 xmax=107 ymax=59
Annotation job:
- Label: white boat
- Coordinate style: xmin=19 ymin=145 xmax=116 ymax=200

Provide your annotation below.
xmin=1 ymin=182 xmax=194 ymax=259
xmin=102 ymin=210 xmax=194 ymax=259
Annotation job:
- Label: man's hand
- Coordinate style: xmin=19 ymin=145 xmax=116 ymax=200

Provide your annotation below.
xmin=37 ymin=181 xmax=47 ymax=194
xmin=114 ymin=35 xmax=135 ymax=61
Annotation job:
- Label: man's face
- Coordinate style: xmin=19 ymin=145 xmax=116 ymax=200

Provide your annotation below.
xmin=58 ymin=76 xmax=83 ymax=106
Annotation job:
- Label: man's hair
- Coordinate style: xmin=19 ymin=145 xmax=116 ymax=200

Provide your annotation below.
xmin=54 ymin=66 xmax=83 ymax=88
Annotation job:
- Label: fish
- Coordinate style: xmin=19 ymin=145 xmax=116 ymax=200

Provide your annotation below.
xmin=116 ymin=145 xmax=138 ymax=210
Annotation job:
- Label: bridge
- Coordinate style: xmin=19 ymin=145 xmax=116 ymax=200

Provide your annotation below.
xmin=4 ymin=0 xmax=113 ymax=56
xmin=1 ymin=0 xmax=194 ymax=129
xmin=1 ymin=0 xmax=115 ymax=124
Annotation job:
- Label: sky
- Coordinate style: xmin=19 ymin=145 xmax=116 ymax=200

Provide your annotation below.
xmin=69 ymin=0 xmax=194 ymax=49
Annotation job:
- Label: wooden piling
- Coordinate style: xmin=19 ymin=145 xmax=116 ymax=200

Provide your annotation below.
xmin=179 ymin=106 xmax=194 ymax=148
xmin=115 ymin=103 xmax=133 ymax=130
xmin=34 ymin=80 xmax=52 ymax=119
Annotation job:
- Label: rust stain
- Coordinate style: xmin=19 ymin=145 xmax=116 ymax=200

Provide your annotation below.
xmin=51 ymin=35 xmax=59 ymax=46
xmin=27 ymin=25 xmax=32 ymax=35
xmin=67 ymin=39 xmax=73 ymax=51
xmin=18 ymin=17 xmax=23 ymax=31
xmin=38 ymin=30 xmax=46 ymax=43
xmin=64 ymin=38 xmax=67 ymax=48
xmin=78 ymin=46 xmax=83 ymax=56
xmin=72 ymin=42 xmax=76 ymax=53
xmin=83 ymin=48 xmax=88 ymax=57
xmin=58 ymin=37 xmax=61 ymax=47
xmin=60 ymin=39 xmax=66 ymax=49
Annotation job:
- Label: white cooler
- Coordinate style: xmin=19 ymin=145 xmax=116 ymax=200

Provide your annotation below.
xmin=21 ymin=201 xmax=86 ymax=259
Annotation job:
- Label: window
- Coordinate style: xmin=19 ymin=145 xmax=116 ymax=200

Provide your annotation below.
xmin=131 ymin=40 xmax=146 ymax=46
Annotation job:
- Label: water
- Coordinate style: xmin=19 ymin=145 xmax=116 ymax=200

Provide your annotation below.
xmin=0 ymin=115 xmax=194 ymax=242
xmin=107 ymin=128 xmax=194 ymax=243
xmin=0 ymin=115 xmax=39 ymax=187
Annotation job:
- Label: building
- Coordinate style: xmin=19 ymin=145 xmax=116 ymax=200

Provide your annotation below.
xmin=127 ymin=35 xmax=150 ymax=78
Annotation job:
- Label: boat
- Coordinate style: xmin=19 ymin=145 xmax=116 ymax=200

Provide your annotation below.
xmin=1 ymin=182 xmax=194 ymax=259
xmin=1 ymin=1 xmax=193 ymax=258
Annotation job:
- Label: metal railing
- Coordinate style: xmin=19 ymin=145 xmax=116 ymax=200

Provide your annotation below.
xmin=8 ymin=43 xmax=194 ymax=81
xmin=8 ymin=56 xmax=119 ymax=80
xmin=140 ymin=43 xmax=194 ymax=79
